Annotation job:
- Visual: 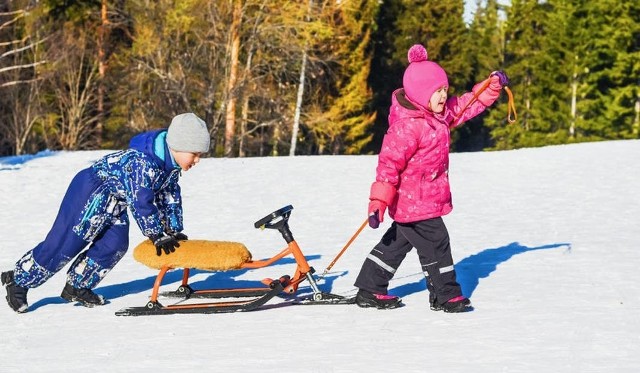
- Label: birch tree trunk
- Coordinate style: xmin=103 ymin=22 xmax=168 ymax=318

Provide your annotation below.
xmin=570 ymin=72 xmax=577 ymax=137
xmin=239 ymin=50 xmax=253 ymax=158
xmin=224 ymin=1 xmax=242 ymax=157
xmin=96 ymin=0 xmax=108 ymax=146
xmin=289 ymin=0 xmax=314 ymax=156
xmin=634 ymin=86 xmax=639 ymax=137
xmin=289 ymin=52 xmax=306 ymax=156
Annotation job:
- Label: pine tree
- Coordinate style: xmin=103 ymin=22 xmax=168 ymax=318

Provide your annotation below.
xmin=368 ymin=0 xmax=469 ymax=152
xmin=569 ymin=0 xmax=640 ymax=140
xmin=366 ymin=0 xmax=404 ymax=153
xmin=485 ymin=0 xmax=640 ymax=149
xmin=301 ymin=0 xmax=379 ymax=155
xmin=452 ymin=0 xmax=502 ymax=151
xmin=393 ymin=0 xmax=469 ymax=93
xmin=485 ymin=0 xmax=570 ymax=149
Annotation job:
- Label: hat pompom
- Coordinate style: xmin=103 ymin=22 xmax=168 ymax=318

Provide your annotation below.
xmin=407 ymin=44 xmax=428 ymax=63
xmin=402 ymin=44 xmax=448 ymax=110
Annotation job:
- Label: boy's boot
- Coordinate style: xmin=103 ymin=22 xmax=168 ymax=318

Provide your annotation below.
xmin=1 ymin=271 xmax=29 ymax=313
xmin=355 ymin=289 xmax=403 ymax=309
xmin=61 ymin=283 xmax=106 ymax=307
xmin=430 ymin=295 xmax=472 ymax=313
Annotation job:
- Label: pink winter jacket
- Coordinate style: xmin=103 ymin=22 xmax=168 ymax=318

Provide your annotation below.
xmin=375 ymin=88 xmax=491 ymax=223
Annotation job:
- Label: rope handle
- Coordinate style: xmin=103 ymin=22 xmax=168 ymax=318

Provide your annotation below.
xmin=504 ymin=86 xmax=518 ymax=124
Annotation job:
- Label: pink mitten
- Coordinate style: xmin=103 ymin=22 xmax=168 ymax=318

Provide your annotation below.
xmin=368 ymin=200 xmax=387 ymax=229
xmin=368 ymin=182 xmax=396 ymax=229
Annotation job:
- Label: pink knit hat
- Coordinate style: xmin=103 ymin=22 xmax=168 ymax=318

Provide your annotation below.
xmin=402 ymin=44 xmax=449 ymax=109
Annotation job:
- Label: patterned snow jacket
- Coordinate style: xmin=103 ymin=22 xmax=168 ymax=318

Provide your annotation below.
xmin=376 ymin=88 xmax=489 ymax=223
xmin=74 ymin=130 xmax=183 ymax=241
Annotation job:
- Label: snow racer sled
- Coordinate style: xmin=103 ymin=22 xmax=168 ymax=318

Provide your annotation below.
xmin=115 ymin=205 xmax=354 ymax=316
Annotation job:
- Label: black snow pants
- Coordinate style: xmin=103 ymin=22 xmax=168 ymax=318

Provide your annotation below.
xmin=354 ymin=217 xmax=463 ymax=304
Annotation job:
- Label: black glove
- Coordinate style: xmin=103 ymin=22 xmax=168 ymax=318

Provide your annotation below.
xmin=150 ymin=234 xmax=180 ymax=256
xmin=168 ymin=232 xmax=188 ymax=241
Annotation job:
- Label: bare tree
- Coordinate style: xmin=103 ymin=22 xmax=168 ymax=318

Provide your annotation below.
xmin=0 ymin=8 xmax=46 ymax=87
xmin=110 ymin=1 xmax=232 ymax=151
xmin=0 ymin=2 xmax=47 ymax=155
xmin=41 ymin=30 xmax=100 ymax=150
xmin=3 ymin=77 xmax=43 ymax=155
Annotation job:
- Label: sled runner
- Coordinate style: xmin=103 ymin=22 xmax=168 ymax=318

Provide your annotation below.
xmin=115 ymin=205 xmax=354 ymax=316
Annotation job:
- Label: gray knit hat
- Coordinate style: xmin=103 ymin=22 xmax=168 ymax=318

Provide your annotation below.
xmin=166 ymin=113 xmax=210 ymax=153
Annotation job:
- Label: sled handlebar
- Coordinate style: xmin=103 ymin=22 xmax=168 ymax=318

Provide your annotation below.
xmin=254 ymin=205 xmax=295 ymax=243
xmin=254 ymin=205 xmax=293 ymax=230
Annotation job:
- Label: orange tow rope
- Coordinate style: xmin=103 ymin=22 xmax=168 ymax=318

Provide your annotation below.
xmin=320 ymin=218 xmax=369 ymax=277
xmin=452 ymin=79 xmax=491 ymax=125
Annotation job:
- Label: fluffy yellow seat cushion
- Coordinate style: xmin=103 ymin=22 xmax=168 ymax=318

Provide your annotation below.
xmin=133 ymin=240 xmax=252 ymax=271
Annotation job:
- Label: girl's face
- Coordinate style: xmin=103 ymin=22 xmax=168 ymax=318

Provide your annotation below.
xmin=170 ymin=150 xmax=202 ymax=171
xmin=428 ymin=86 xmax=448 ymax=113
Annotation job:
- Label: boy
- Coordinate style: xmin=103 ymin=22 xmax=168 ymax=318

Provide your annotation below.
xmin=1 ymin=112 xmax=210 ymax=313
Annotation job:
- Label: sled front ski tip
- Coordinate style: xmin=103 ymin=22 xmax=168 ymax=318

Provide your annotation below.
xmin=292 ymin=292 xmax=356 ymax=305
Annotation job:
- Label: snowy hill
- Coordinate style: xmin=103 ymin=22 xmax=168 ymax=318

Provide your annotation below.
xmin=1 ymin=140 xmax=639 ymax=372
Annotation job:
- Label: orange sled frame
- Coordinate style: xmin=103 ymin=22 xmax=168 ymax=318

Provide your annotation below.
xmin=116 ymin=205 xmax=353 ymax=316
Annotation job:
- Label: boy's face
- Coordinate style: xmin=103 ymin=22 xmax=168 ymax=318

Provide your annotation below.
xmin=428 ymin=86 xmax=448 ymax=113
xmin=171 ymin=150 xmax=202 ymax=171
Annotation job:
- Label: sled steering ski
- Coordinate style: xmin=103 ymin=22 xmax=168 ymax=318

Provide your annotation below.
xmin=115 ymin=205 xmax=355 ymax=316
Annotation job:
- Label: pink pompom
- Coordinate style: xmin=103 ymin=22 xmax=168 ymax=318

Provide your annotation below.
xmin=407 ymin=44 xmax=428 ymax=63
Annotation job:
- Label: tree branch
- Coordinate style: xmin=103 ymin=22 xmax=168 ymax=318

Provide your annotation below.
xmin=0 ymin=60 xmax=47 ymax=74
xmin=0 ymin=37 xmax=49 ymax=60
xmin=0 ymin=77 xmax=44 ymax=88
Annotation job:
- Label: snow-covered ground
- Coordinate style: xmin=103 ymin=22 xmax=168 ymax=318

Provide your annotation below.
xmin=1 ymin=140 xmax=639 ymax=372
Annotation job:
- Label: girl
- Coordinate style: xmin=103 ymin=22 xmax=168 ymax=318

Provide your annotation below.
xmin=354 ymin=44 xmax=508 ymax=312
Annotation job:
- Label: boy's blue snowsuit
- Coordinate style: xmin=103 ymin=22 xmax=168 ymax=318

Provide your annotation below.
xmin=12 ymin=130 xmax=184 ymax=290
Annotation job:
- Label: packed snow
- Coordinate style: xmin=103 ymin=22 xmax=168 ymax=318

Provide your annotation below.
xmin=1 ymin=140 xmax=639 ymax=372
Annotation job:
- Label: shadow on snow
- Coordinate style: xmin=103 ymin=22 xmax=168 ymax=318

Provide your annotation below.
xmin=390 ymin=242 xmax=571 ymax=299
xmin=0 ymin=150 xmax=56 ymax=171
xmin=28 ymin=254 xmax=331 ymax=311
xmin=27 ymin=242 xmax=570 ymax=311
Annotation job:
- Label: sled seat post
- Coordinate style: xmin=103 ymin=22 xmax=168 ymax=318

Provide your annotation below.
xmin=181 ymin=268 xmax=190 ymax=287
xmin=150 ymin=266 xmax=171 ymax=303
xmin=288 ymin=240 xmax=311 ymax=274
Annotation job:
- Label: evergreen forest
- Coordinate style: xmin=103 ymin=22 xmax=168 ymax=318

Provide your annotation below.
xmin=1 ymin=0 xmax=638 ymax=157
